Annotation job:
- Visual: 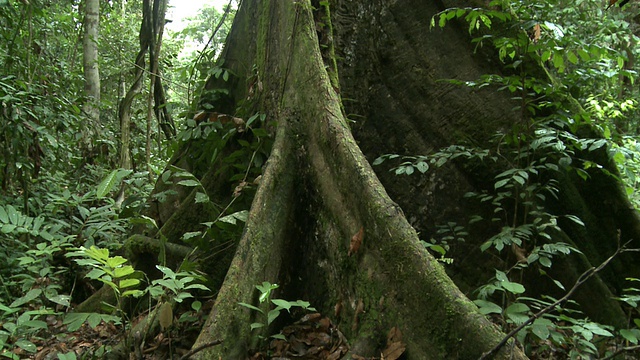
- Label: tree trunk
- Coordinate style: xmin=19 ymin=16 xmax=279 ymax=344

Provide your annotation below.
xmin=183 ymin=1 xmax=523 ymax=359
xmin=82 ymin=0 xmax=100 ymax=146
xmin=132 ymin=0 xmax=640 ymax=359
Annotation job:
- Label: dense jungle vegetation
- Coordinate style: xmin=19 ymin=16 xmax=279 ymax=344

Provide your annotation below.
xmin=1 ymin=0 xmax=640 ymax=359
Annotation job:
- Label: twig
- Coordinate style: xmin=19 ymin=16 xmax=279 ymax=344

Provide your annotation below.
xmin=599 ymin=344 xmax=640 ymax=360
xmin=479 ymin=241 xmax=634 ymax=360
xmin=179 ymin=339 xmax=223 ymax=360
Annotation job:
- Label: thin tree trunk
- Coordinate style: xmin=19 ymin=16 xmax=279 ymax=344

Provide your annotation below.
xmin=82 ymin=0 xmax=100 ymax=146
xmin=118 ymin=0 xmax=154 ymax=172
xmin=149 ymin=0 xmax=175 ymax=140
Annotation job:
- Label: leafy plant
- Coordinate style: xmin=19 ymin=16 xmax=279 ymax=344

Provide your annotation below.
xmin=147 ymin=265 xmax=210 ymax=304
xmin=146 ymin=265 xmax=211 ymax=332
xmin=239 ymin=282 xmax=316 ymax=341
xmin=373 ymin=1 xmax=640 ymax=357
xmin=0 ymin=308 xmax=52 ymax=358
xmin=67 ymin=246 xmax=143 ymax=319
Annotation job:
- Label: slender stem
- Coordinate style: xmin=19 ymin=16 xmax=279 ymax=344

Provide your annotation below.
xmin=479 ymin=242 xmax=634 ymax=360
xmin=179 ymin=339 xmax=223 ymax=360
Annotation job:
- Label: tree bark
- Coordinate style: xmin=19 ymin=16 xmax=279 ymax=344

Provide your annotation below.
xmin=185 ymin=1 xmax=524 ymax=359
xmin=130 ymin=0 xmax=640 ymax=359
xmin=82 ymin=0 xmax=100 ymax=146
xmin=337 ymin=0 xmax=639 ymax=327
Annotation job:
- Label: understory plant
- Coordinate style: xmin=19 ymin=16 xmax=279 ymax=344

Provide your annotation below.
xmin=239 ymin=282 xmax=316 ymax=342
xmin=375 ymin=0 xmax=640 ymax=357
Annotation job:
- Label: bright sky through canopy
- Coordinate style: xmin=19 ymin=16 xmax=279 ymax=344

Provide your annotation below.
xmin=166 ymin=0 xmax=231 ymax=31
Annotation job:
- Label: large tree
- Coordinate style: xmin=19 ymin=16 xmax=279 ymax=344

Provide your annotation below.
xmin=116 ymin=0 xmax=640 ymax=359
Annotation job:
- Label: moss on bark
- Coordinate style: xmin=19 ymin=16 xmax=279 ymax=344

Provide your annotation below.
xmin=189 ymin=1 xmax=526 ymax=359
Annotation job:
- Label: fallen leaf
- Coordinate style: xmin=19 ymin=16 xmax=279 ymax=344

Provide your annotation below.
xmin=334 ymin=300 xmax=342 ymax=318
xmin=511 ymin=243 xmax=527 ymax=263
xmin=348 ymin=227 xmax=364 ymax=256
xmin=531 ymin=23 xmax=541 ymax=43
xmin=158 ymin=302 xmax=173 ymax=330
xmin=382 ymin=327 xmax=406 ymax=360
xmin=193 ymin=111 xmax=208 ymax=123
xmin=352 ymin=299 xmax=364 ymax=331
xmin=233 ymin=181 xmax=248 ymax=197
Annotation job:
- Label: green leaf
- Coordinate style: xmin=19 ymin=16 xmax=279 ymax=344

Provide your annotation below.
xmin=58 ymin=352 xmax=78 ymax=360
xmin=246 ymin=114 xmax=260 ymax=128
xmin=85 ymin=246 xmax=110 ymax=262
xmin=439 ymin=14 xmax=447 ymax=28
xmin=21 ymin=320 xmax=47 ymax=330
xmin=1 ymin=224 xmax=16 ymax=233
xmin=495 ymin=270 xmax=508 ymax=282
xmin=424 ymin=243 xmax=446 ymax=256
xmin=0 ymin=205 xmax=7 ymax=223
xmin=219 ymin=210 xmax=249 ymax=225
xmin=48 ymin=294 xmax=71 ymax=307
xmin=156 ymin=265 xmax=176 ymax=279
xmin=271 ymin=299 xmax=292 ymax=311
xmin=292 ymin=300 xmax=312 ymax=308
xmin=584 ymin=322 xmax=613 ymax=337
xmin=267 ymin=309 xmax=281 ymax=325
xmin=195 ymin=192 xmax=209 ymax=204
xmin=416 ymin=161 xmax=429 ymax=173
xmin=113 ymin=266 xmax=135 ymax=279
xmin=553 ymin=51 xmax=565 ymax=72
xmin=182 ymin=231 xmax=202 ymax=240
xmin=238 ymin=302 xmax=263 ymax=313
xmin=250 ymin=322 xmax=264 ymax=330
xmin=502 ymin=281 xmax=525 ymax=294
xmin=620 ymin=329 xmax=640 ymax=344
xmin=178 ymin=179 xmax=200 ymax=187
xmin=130 ymin=215 xmax=158 ymax=229
xmin=506 ymin=311 xmax=530 ymax=325
xmin=539 ymin=256 xmax=552 ymax=267
xmin=85 ymin=268 xmax=106 ymax=280
xmin=473 ymin=299 xmax=502 ymax=315
xmin=531 ymin=318 xmax=552 ymax=340
xmin=577 ymin=49 xmax=590 ymax=61
xmin=63 ymin=313 xmax=89 ymax=331
xmin=494 ymin=179 xmax=509 ymax=189
xmin=185 ymin=284 xmax=210 ymax=291
xmin=6 ymin=205 xmax=18 ymax=225
xmin=564 ymin=215 xmax=584 ymax=227
xmin=122 ymin=290 xmax=144 ymax=298
xmin=505 ymin=303 xmax=530 ymax=325
xmin=192 ymin=301 xmax=202 ymax=312
xmin=15 ymin=339 xmax=37 ymax=353
xmin=505 ymin=302 xmax=529 ymax=313
xmin=480 ymin=241 xmax=492 ymax=252
xmin=552 ymin=279 xmax=565 ymax=290
xmin=372 ymin=156 xmax=386 ymax=166
xmin=96 ymin=170 xmax=119 ymax=199
xmin=10 ymin=289 xmax=42 ymax=308
xmin=119 ymin=278 xmax=140 ymax=289
xmin=87 ymin=313 xmax=103 ymax=329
